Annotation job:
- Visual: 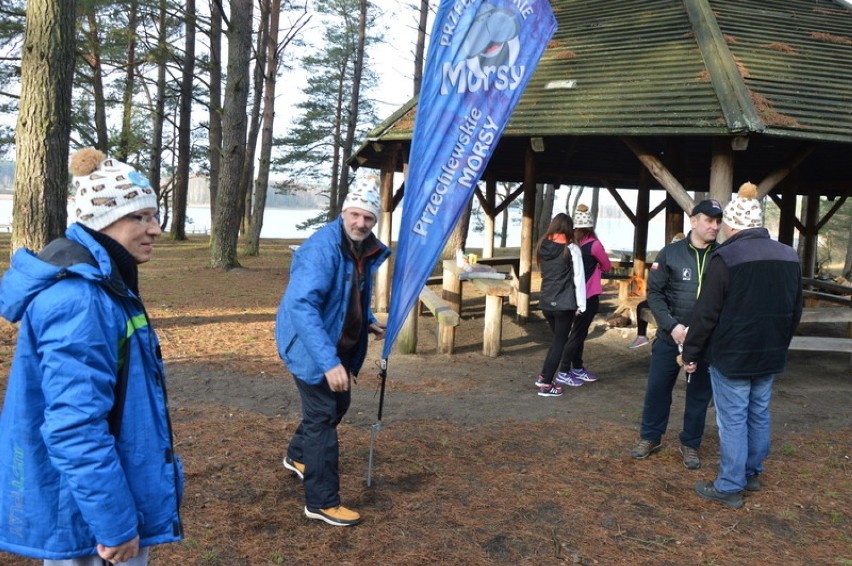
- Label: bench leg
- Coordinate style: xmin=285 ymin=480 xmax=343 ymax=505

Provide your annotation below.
xmin=482 ymin=295 xmax=504 ymax=357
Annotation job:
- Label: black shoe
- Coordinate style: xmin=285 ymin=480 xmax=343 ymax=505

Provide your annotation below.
xmin=679 ymin=445 xmax=701 ymax=469
xmin=694 ymin=481 xmax=743 ymax=509
xmin=744 ymin=474 xmax=761 ymax=492
xmin=631 ymin=439 xmax=662 ymax=460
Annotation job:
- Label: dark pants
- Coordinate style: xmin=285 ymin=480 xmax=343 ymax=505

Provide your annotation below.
xmin=288 ymin=375 xmax=351 ymax=510
xmin=541 ymin=309 xmax=577 ymax=383
xmin=561 ymin=294 xmax=599 ymax=372
xmin=639 ymin=338 xmax=712 ymax=449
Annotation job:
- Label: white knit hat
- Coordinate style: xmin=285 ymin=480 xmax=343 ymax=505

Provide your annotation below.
xmin=70 ymin=148 xmax=158 ymax=231
xmin=724 ymin=182 xmax=763 ymax=230
xmin=342 ymin=176 xmax=381 ymax=219
xmin=573 ymin=203 xmax=594 ymax=228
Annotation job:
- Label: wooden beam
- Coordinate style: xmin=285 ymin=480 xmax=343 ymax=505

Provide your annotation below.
xmin=757 ymin=145 xmax=816 ymax=198
xmin=621 ymin=136 xmax=694 ymax=215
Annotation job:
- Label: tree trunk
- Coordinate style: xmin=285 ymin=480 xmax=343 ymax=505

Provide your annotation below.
xmin=82 ymin=10 xmax=108 ymax=151
xmin=441 ymin=198 xmax=473 ymax=259
xmin=245 ymin=0 xmax=281 ymax=256
xmin=844 ymin=218 xmax=852 ymax=280
xmin=413 ymin=0 xmax=428 ymax=96
xmin=11 ymin=0 xmax=76 ymax=253
xmin=116 ymin=0 xmax=138 ymax=162
xmin=170 ymin=0 xmax=196 ymax=241
xmin=239 ymin=0 xmax=271 ymax=237
xmin=210 ymin=0 xmax=252 ymax=269
xmin=148 ymin=0 xmax=169 ymax=221
xmin=336 ymin=0 xmax=367 ymax=212
xmin=207 ymin=2 xmax=223 ymax=222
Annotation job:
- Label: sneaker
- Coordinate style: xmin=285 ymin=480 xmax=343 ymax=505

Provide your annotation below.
xmin=679 ymin=445 xmax=701 ymax=469
xmin=628 ymin=336 xmax=650 ymax=349
xmin=694 ymin=481 xmax=743 ymax=509
xmin=571 ymin=368 xmax=598 ymax=382
xmin=537 ymin=382 xmax=563 ymax=397
xmin=304 ymin=505 xmax=362 ymax=526
xmin=555 ymin=371 xmax=584 ymax=387
xmin=745 ymin=474 xmax=762 ymax=492
xmin=534 ymin=375 xmax=547 ymax=387
xmin=631 ymin=439 xmax=663 ymax=460
xmin=283 ymin=456 xmax=305 ymax=480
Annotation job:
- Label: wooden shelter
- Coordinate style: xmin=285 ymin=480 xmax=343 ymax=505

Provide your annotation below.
xmin=351 ymin=0 xmax=852 ymax=321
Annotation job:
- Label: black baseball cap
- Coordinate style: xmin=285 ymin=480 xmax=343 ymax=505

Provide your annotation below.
xmin=690 ymin=199 xmax=723 ymax=217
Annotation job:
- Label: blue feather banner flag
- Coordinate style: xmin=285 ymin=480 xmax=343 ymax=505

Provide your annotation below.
xmin=382 ymin=0 xmax=556 ymax=359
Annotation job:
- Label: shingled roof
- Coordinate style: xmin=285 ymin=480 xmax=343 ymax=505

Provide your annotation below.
xmin=354 ymin=0 xmax=852 ymax=197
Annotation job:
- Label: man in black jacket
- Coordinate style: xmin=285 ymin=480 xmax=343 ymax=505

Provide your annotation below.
xmin=683 ymin=182 xmax=802 ymax=509
xmin=630 ymin=199 xmax=723 ymax=469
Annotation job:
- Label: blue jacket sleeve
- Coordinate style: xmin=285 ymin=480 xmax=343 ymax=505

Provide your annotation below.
xmin=282 ymin=240 xmax=344 ymax=376
xmin=32 ymin=282 xmax=139 ymax=548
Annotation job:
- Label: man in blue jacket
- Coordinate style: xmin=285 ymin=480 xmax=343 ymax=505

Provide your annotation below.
xmin=684 ymin=182 xmax=802 ymax=509
xmin=0 ymin=148 xmax=183 ymax=564
xmin=276 ymin=177 xmax=390 ymax=526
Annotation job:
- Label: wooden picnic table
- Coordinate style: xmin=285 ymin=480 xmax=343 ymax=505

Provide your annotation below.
xmin=441 ymin=260 xmax=515 ymax=357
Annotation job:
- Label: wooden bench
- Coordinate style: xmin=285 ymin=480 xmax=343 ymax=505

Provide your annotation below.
xmin=788 ymin=307 xmax=852 ymax=367
xmin=470 ymin=278 xmax=514 ymax=357
xmin=396 ymin=286 xmax=460 ymax=354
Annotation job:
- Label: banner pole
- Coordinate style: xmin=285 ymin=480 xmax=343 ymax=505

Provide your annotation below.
xmin=367 ymin=357 xmax=389 ymax=487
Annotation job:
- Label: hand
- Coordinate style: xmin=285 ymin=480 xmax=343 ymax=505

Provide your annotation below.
xmin=684 ymin=361 xmax=698 ymax=373
xmin=325 ymin=363 xmax=351 ymax=392
xmin=97 ymin=536 xmax=139 ymax=564
xmin=368 ymin=322 xmax=386 ymax=340
xmin=671 ymin=323 xmax=688 ymax=345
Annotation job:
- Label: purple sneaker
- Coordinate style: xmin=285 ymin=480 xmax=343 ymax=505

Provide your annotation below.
xmin=555 ymin=371 xmax=584 ymax=387
xmin=571 ymin=368 xmax=598 ymax=382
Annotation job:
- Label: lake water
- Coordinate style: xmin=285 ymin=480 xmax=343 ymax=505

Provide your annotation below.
xmin=0 ymin=199 xmax=675 ymax=254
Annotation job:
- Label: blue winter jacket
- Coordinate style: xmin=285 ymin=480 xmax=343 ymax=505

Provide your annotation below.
xmin=275 ymin=217 xmax=390 ymax=384
xmin=0 ymin=223 xmax=183 ymax=560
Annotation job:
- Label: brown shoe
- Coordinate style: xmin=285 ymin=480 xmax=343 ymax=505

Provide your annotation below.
xmin=631 ymin=439 xmax=662 ymax=460
xmin=304 ymin=505 xmax=362 ymax=526
xmin=283 ymin=456 xmax=304 ymax=480
xmin=679 ymin=445 xmax=701 ymax=469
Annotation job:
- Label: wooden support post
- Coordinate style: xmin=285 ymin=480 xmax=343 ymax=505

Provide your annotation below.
xmin=518 ymin=146 xmax=536 ymax=322
xmin=440 ymin=260 xmax=462 ymax=354
xmin=375 ymin=148 xmax=398 ymax=313
xmin=483 ymin=172 xmax=496 ymax=258
xmin=471 ymin=278 xmax=513 ymax=357
xmin=397 ymin=304 xmax=418 ymax=354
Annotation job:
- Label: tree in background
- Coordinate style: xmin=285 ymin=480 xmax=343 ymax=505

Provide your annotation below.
xmin=11 ymin=0 xmax=76 ymax=253
xmin=272 ymin=0 xmax=380 ymax=228
xmin=209 ymin=0 xmax=252 ymax=269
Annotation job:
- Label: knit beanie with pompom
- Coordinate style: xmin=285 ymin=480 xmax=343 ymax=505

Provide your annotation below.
xmin=70 ymin=148 xmax=158 ymax=231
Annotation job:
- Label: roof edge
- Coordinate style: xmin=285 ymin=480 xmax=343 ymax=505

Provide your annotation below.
xmin=684 ymin=0 xmax=765 ymax=133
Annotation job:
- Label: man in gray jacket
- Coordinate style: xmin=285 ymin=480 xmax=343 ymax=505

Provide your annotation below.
xmin=630 ymin=199 xmax=722 ymax=469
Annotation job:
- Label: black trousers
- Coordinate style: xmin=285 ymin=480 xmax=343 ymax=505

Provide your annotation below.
xmin=540 ymin=309 xmax=577 ymax=383
xmin=287 ymin=375 xmax=351 ymax=510
xmin=561 ymin=294 xmax=599 ymax=372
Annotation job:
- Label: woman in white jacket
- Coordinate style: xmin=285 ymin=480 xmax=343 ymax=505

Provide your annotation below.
xmin=534 ymin=213 xmax=587 ymax=397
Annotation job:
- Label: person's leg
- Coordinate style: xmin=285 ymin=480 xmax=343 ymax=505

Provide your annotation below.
xmin=638 ymin=339 xmax=680 ymax=443
xmin=745 ymin=374 xmax=775 ymax=479
xmin=540 ymin=310 xmax=573 ymax=382
xmin=709 ymin=366 xmax=750 ymax=493
xmin=562 ymin=294 xmax=598 ymax=373
xmin=293 ymin=376 xmax=343 ymax=510
xmin=636 ymin=300 xmax=649 ymax=337
xmin=679 ymin=362 xmax=713 ymax=449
